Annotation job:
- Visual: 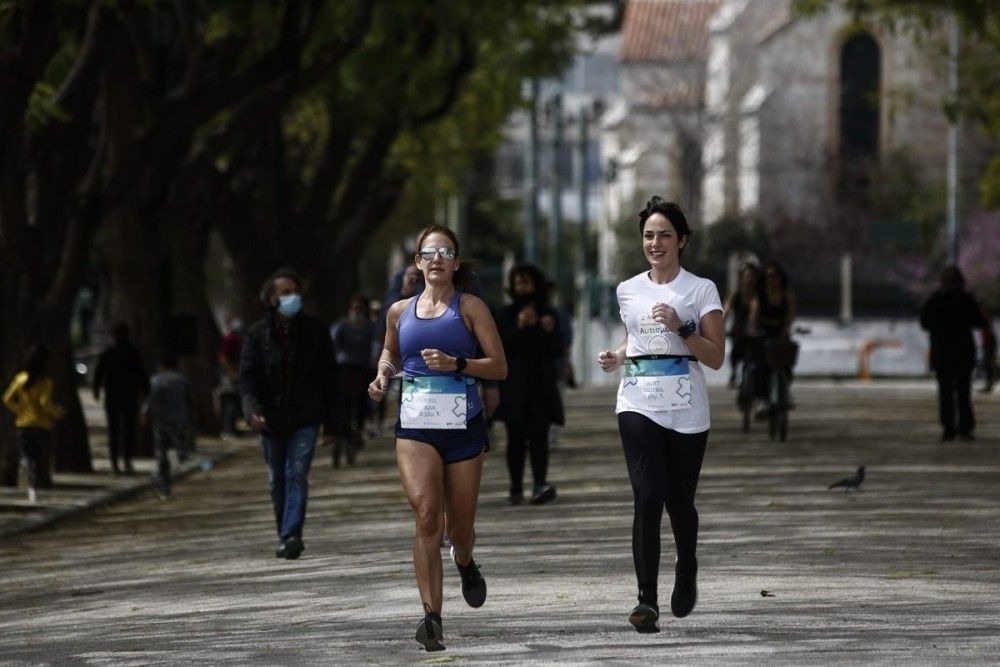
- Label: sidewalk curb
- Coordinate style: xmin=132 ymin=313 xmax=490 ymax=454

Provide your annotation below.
xmin=0 ymin=444 xmax=244 ymax=541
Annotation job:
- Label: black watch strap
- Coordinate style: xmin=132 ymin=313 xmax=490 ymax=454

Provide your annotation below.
xmin=455 ymin=356 xmax=467 ymax=373
xmin=677 ymin=320 xmax=697 ymax=339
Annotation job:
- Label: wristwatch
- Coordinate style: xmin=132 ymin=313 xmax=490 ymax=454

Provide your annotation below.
xmin=454 ymin=356 xmax=467 ymax=373
xmin=677 ymin=320 xmax=697 ymax=339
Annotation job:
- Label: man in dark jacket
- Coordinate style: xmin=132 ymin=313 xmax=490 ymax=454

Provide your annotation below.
xmin=94 ymin=322 xmax=150 ymax=476
xmin=920 ymin=265 xmax=988 ymax=442
xmin=240 ymin=268 xmax=338 ymax=559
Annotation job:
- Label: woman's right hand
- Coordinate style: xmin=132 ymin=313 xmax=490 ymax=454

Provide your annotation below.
xmin=597 ymin=349 xmax=623 ymax=373
xmin=368 ymin=375 xmax=389 ymax=402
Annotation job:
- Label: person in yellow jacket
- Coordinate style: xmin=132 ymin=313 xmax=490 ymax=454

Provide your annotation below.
xmin=3 ymin=345 xmax=64 ymax=503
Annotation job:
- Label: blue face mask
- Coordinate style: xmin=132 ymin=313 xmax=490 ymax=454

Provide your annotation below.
xmin=277 ymin=294 xmax=302 ymax=318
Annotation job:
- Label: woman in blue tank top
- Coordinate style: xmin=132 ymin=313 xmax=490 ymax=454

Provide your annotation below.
xmin=368 ymin=225 xmax=507 ymax=652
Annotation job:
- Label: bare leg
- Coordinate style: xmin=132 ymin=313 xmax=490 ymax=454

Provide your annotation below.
xmin=396 ymin=439 xmax=445 ymax=614
xmin=444 ymin=453 xmax=484 ymax=566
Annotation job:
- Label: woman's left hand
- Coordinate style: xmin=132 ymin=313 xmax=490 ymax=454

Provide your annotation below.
xmin=421 ymin=348 xmax=457 ymax=371
xmin=651 ymin=302 xmax=683 ymax=331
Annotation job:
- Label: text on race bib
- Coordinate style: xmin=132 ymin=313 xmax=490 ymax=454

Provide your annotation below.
xmin=623 ymin=357 xmax=692 ymax=411
xmin=400 ymin=376 xmax=469 ymax=429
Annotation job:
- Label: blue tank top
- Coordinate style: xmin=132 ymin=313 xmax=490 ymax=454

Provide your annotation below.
xmin=398 ymin=291 xmax=482 ymax=419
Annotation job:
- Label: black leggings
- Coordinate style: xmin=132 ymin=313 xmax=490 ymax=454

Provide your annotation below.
xmin=504 ymin=419 xmax=551 ymax=494
xmin=617 ymin=411 xmax=707 ymax=603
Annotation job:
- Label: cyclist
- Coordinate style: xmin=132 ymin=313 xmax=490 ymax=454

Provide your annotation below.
xmin=749 ymin=260 xmax=796 ymax=415
xmin=723 ymin=263 xmax=760 ymax=389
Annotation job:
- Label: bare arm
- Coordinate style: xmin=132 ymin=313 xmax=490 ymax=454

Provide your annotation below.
xmin=368 ymin=299 xmax=408 ymax=402
xmin=684 ymin=310 xmax=726 ymax=370
xmin=598 ymin=333 xmax=628 ymax=372
xmin=422 ymin=295 xmax=507 ymax=380
xmin=783 ymin=291 xmax=797 ymax=335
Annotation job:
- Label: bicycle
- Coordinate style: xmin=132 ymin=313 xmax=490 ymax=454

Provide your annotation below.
xmin=736 ymin=327 xmax=809 ymax=439
xmin=735 ymin=335 xmax=763 ymax=433
xmin=763 ymin=326 xmax=809 ymax=441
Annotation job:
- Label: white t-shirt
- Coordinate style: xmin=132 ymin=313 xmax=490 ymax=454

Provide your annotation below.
xmin=615 ymin=268 xmax=723 ymax=433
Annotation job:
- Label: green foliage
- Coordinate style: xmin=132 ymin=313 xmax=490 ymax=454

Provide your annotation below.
xmin=25 ymin=82 xmax=71 ymax=130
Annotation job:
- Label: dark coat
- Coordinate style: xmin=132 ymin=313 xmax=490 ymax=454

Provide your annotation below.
xmin=93 ymin=342 xmax=149 ymax=408
xmin=494 ymin=300 xmax=565 ymax=426
xmin=239 ymin=311 xmax=339 ymax=436
xmin=920 ymin=288 xmax=986 ymax=371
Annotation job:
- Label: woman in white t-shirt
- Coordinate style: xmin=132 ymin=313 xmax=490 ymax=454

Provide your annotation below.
xmin=597 ymin=196 xmax=725 ymax=633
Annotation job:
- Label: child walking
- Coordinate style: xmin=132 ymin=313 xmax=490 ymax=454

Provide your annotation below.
xmin=3 ymin=345 xmax=65 ymax=503
xmin=141 ymin=351 xmax=194 ymax=498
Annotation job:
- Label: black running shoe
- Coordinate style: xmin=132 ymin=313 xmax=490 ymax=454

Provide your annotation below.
xmin=415 ymin=615 xmax=445 ymax=652
xmin=279 ymin=536 xmax=304 ymax=560
xmin=671 ymin=568 xmax=697 ymax=618
xmin=628 ymin=602 xmax=660 ymax=633
xmin=529 ymin=484 xmax=556 ymax=505
xmin=451 ymin=546 xmax=487 ymax=608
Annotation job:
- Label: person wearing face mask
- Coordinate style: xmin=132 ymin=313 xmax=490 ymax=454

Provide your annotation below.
xmin=494 ymin=264 xmax=564 ymax=505
xmin=329 ymin=294 xmax=377 ymax=466
xmin=597 ymin=196 xmax=725 ymax=633
xmin=239 ymin=267 xmax=339 ymax=560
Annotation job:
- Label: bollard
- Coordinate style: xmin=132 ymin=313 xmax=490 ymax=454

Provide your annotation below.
xmin=858 ymin=338 xmax=903 ymax=381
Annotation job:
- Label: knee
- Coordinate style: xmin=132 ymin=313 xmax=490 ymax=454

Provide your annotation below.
xmin=666 ymin=498 xmax=698 ymax=521
xmin=413 ymin=505 xmax=443 ymax=539
xmin=634 ymin=488 xmax=665 ymax=514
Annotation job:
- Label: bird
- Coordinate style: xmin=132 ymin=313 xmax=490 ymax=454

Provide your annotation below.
xmin=828 ymin=466 xmax=865 ymax=491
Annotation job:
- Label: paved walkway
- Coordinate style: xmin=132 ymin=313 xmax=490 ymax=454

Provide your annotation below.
xmin=1 ymin=382 xmax=998 ymax=664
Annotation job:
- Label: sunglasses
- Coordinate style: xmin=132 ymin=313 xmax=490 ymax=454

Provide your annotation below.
xmin=418 ymin=246 xmax=457 ymax=261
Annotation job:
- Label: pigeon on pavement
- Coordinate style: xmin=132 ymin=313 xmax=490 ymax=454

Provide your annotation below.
xmin=828 ymin=465 xmax=865 ymax=491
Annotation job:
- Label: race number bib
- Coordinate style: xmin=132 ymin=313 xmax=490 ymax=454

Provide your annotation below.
xmin=623 ymin=357 xmax=692 ymax=411
xmin=400 ymin=376 xmax=468 ymax=429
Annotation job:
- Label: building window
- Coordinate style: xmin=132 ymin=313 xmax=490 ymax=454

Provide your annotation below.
xmin=839 ymin=31 xmax=880 ymax=161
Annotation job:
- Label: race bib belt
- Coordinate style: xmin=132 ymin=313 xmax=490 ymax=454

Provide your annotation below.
xmin=400 ymin=375 xmax=472 ymax=429
xmin=623 ymin=355 xmax=695 ymax=412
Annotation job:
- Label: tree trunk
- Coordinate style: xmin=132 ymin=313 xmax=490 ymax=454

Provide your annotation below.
xmin=42 ymin=311 xmax=92 ymax=473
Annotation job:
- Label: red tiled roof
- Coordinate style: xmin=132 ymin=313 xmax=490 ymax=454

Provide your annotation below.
xmin=619 ymin=0 xmax=722 ymax=63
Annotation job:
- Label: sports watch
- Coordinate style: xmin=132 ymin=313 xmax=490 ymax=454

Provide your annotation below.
xmin=454 ymin=356 xmax=467 ymax=373
xmin=677 ymin=320 xmax=697 ymax=339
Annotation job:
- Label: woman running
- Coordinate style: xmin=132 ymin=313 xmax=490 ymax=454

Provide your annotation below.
xmin=368 ymin=225 xmax=507 ymax=652
xmin=598 ymin=197 xmax=725 ymax=633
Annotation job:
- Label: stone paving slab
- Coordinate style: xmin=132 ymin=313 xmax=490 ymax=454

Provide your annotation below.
xmin=0 ymin=381 xmax=998 ymax=665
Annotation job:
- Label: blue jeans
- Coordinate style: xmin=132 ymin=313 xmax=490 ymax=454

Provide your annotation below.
xmin=261 ymin=425 xmax=318 ymax=541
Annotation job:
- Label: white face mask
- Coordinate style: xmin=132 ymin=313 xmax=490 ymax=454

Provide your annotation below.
xmin=277 ymin=294 xmax=302 ymax=317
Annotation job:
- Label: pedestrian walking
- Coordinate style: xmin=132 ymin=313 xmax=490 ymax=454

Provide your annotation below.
xmin=93 ymin=322 xmax=150 ymax=475
xmin=141 ymin=351 xmax=194 ymax=498
xmin=494 ymin=264 xmax=564 ymax=505
xmin=3 ymin=345 xmax=65 ymax=503
xmin=329 ymin=294 xmax=377 ymax=467
xmin=217 ymin=316 xmax=244 ymax=436
xmin=597 ymin=196 xmax=725 ymax=633
xmin=239 ymin=267 xmax=339 ymax=560
xmin=368 ymin=225 xmax=506 ymax=653
xmin=919 ymin=266 xmax=988 ymax=441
